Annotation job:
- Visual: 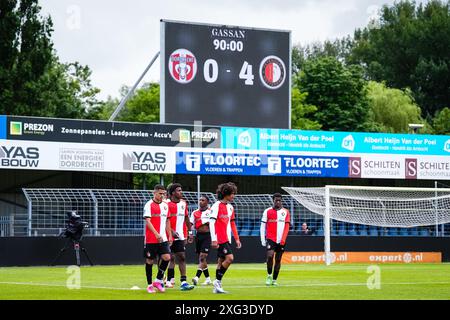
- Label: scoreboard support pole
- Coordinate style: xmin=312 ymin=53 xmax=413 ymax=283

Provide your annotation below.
xmin=197 ymin=175 xmax=201 ymax=206
xmin=109 ymin=51 xmax=160 ymax=121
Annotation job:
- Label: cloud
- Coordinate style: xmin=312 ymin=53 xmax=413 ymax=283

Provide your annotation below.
xmin=39 ymin=0 xmax=396 ymax=100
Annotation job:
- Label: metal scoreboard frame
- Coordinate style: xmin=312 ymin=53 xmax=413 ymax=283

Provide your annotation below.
xmin=160 ymin=19 xmax=291 ymax=129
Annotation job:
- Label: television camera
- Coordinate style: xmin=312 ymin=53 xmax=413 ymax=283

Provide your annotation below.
xmin=61 ymin=210 xmax=89 ymax=242
xmin=51 ymin=210 xmax=93 ymax=266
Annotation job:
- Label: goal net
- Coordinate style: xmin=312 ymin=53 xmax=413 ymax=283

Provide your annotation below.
xmin=282 ymin=185 xmax=450 ymax=265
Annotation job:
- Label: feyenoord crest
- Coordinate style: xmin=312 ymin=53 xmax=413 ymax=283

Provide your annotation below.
xmin=259 ymin=55 xmax=286 ymax=89
xmin=168 ymin=49 xmax=197 ymax=83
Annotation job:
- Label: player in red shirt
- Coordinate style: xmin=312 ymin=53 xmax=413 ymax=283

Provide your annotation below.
xmin=209 ymin=182 xmax=242 ymax=294
xmin=143 ymin=184 xmax=173 ymax=293
xmin=165 ymin=183 xmax=194 ymax=291
xmin=260 ymin=193 xmax=290 ymax=286
xmin=190 ymin=195 xmax=212 ymax=286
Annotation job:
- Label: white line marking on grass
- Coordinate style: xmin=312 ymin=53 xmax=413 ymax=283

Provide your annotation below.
xmin=0 ymin=282 xmax=133 ymax=291
xmin=1 ymin=281 xmax=450 ymax=291
xmin=230 ymin=281 xmax=450 ymax=289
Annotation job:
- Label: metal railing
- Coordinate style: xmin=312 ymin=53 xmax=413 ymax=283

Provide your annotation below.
xmin=0 ymin=188 xmax=448 ymax=237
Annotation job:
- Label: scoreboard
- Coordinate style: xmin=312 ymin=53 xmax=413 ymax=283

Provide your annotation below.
xmin=160 ymin=20 xmax=291 ymax=129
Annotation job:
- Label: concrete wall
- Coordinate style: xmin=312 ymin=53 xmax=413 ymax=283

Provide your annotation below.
xmin=1 ymin=236 xmax=449 ymax=266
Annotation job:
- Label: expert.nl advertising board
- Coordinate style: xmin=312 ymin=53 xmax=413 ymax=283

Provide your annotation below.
xmin=281 ymin=252 xmax=442 ymax=264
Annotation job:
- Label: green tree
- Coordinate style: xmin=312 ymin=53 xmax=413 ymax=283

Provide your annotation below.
xmin=432 ymin=107 xmax=450 ymax=134
xmin=365 ymin=81 xmax=427 ymax=133
xmin=290 ymin=87 xmax=321 ymax=130
xmin=0 ymin=0 xmax=99 ymax=118
xmin=297 ymin=56 xmax=369 ymax=131
xmin=90 ymin=83 xmax=160 ymax=122
xmin=351 ymin=0 xmax=450 ymax=117
xmin=86 ymin=95 xmax=119 ymax=120
xmin=292 ymin=36 xmax=354 ymax=74
xmin=117 ymin=83 xmax=160 ymax=123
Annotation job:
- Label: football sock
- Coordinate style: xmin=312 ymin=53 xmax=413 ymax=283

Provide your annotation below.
xmin=267 ymin=265 xmax=273 ymax=275
xmin=180 ymin=276 xmax=187 ymax=283
xmin=145 ymin=263 xmax=153 ymax=285
xmin=267 ymin=256 xmax=273 ymax=275
xmin=157 ymin=260 xmax=169 ymax=280
xmin=203 ymin=268 xmax=210 ymax=278
xmin=273 ymin=265 xmax=281 ymax=280
xmin=167 ymin=268 xmax=175 ymax=281
xmin=216 ymin=265 xmax=228 ymax=281
xmin=196 ymin=269 xmax=203 ymax=278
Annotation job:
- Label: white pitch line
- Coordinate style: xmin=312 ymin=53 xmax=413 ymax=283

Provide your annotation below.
xmin=0 ymin=282 xmax=132 ymax=291
xmin=1 ymin=281 xmax=449 ymax=291
xmin=230 ymin=281 xmax=450 ymax=289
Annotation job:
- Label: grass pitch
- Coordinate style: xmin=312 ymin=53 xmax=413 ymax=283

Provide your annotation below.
xmin=0 ymin=263 xmax=449 ymax=300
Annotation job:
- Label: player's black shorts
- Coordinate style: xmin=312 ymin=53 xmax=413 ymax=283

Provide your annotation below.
xmin=217 ymin=242 xmax=233 ymax=259
xmin=143 ymin=241 xmax=171 ymax=259
xmin=266 ymin=239 xmax=285 ymax=253
xmin=170 ymin=239 xmax=186 ymax=253
xmin=195 ymin=232 xmax=211 ymax=254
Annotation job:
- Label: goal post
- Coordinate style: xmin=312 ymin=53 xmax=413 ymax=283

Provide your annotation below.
xmin=282 ymin=185 xmax=450 ymax=266
xmin=324 ymin=186 xmax=331 ymax=266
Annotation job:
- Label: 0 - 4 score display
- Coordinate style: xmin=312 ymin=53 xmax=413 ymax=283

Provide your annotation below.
xmin=169 ymin=48 xmax=286 ymax=90
xmin=161 ymin=20 xmax=291 ymax=129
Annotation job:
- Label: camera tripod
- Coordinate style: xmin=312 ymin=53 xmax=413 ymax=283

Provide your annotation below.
xmin=50 ymin=237 xmax=94 ymax=267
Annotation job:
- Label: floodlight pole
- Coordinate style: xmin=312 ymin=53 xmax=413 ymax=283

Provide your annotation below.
xmin=108 ymin=51 xmax=160 ymax=122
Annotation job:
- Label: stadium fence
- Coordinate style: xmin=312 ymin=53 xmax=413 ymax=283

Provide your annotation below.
xmin=0 ymin=188 xmax=447 ymax=237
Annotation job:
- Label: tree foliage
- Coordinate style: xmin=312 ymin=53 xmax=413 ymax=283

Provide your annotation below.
xmin=290 ymin=87 xmax=321 ymax=130
xmin=0 ymin=0 xmax=99 ymax=118
xmin=365 ymin=81 xmax=427 ymax=133
xmin=292 ymin=36 xmax=354 ymax=74
xmin=296 ymin=56 xmax=369 ymax=132
xmin=116 ymin=83 xmax=160 ymax=123
xmin=432 ymin=107 xmax=450 ymax=134
xmin=88 ymin=83 xmax=160 ymax=123
xmin=351 ymin=0 xmax=450 ymax=118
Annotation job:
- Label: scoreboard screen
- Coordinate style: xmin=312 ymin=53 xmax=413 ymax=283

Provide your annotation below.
xmin=160 ymin=20 xmax=291 ymax=129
